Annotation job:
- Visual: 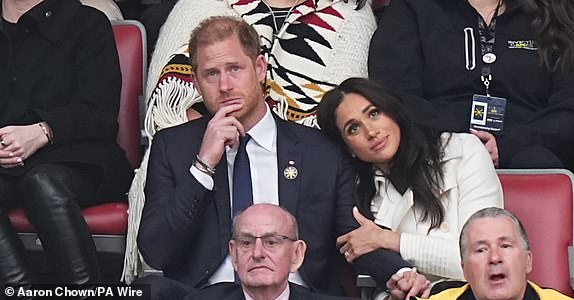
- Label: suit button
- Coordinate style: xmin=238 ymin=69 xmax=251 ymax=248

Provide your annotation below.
xmin=185 ymin=210 xmax=193 ymax=221
xmin=45 ymin=11 xmax=52 ymax=18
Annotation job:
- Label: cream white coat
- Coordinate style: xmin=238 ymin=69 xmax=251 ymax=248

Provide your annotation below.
xmin=371 ymin=133 xmax=504 ymax=281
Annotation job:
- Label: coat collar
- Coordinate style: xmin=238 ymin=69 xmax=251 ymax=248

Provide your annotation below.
xmin=374 ymin=133 xmax=462 ymax=197
xmin=1 ymin=0 xmax=80 ymax=44
xmin=372 ymin=170 xmax=414 ymax=229
xmin=371 ymin=133 xmax=464 ymax=229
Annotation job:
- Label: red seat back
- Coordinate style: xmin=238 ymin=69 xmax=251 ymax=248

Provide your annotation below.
xmin=498 ymin=169 xmax=574 ymax=296
xmin=112 ymin=20 xmax=146 ymax=169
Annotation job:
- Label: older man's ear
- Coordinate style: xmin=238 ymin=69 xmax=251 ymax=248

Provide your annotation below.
xmin=229 ymin=240 xmax=238 ymax=271
xmin=290 ymin=240 xmax=307 ymax=273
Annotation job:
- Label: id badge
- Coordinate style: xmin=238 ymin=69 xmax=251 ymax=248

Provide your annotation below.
xmin=469 ymin=94 xmax=507 ymax=133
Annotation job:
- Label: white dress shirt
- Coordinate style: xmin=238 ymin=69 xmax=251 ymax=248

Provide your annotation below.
xmin=189 ymin=106 xmax=305 ymax=286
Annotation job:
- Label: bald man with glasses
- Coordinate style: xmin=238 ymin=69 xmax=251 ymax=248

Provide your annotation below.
xmin=187 ymin=204 xmax=358 ymax=300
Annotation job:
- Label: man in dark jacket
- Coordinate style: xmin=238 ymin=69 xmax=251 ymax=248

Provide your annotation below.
xmin=187 ymin=204 xmax=359 ymax=300
xmin=137 ymin=15 xmax=410 ymax=299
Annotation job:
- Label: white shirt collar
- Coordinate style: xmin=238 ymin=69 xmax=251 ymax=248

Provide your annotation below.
xmin=226 ymin=105 xmax=277 ymax=153
xmin=245 ymin=105 xmax=276 ymax=152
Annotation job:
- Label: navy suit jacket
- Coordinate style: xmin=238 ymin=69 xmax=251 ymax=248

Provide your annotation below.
xmin=138 ymin=113 xmax=409 ymax=295
xmin=186 ymin=282 xmax=360 ymax=300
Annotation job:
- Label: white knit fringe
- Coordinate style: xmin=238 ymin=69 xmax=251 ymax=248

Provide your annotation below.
xmin=272 ymin=96 xmax=318 ymax=128
xmin=144 ymin=77 xmax=201 ymax=139
xmin=121 ymin=150 xmax=149 ymax=284
xmin=121 ymin=76 xmax=202 ymax=283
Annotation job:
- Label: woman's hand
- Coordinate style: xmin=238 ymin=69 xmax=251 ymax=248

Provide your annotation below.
xmin=0 ymin=124 xmax=50 ymax=168
xmin=337 ymin=207 xmax=401 ymax=262
xmin=470 ymin=129 xmax=499 ymax=167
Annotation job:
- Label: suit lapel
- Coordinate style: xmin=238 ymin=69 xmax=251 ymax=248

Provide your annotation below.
xmin=274 ymin=115 xmax=301 ymax=217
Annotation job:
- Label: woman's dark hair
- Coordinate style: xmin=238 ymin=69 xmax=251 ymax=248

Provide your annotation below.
xmin=317 ymin=78 xmax=446 ymax=231
xmin=524 ymin=0 xmax=574 ymax=73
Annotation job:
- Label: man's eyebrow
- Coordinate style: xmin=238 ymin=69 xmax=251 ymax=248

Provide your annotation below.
xmin=198 ymin=67 xmax=217 ymax=74
xmin=236 ymin=231 xmax=279 ymax=237
xmin=472 ymin=236 xmax=513 ymax=246
xmin=472 ymin=240 xmax=488 ymax=246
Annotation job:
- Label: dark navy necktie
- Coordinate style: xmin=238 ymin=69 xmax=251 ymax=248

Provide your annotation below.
xmin=232 ymin=134 xmax=253 ymax=216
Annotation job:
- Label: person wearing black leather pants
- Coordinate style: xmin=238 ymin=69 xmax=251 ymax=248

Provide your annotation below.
xmin=0 ymin=0 xmax=133 ymax=286
xmin=0 ymin=164 xmax=102 ymax=285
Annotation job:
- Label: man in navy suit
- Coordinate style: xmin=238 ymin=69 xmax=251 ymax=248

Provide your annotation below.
xmin=137 ymin=16 xmax=410 ymax=299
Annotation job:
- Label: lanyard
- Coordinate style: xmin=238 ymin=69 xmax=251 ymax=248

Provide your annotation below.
xmin=477 ymin=1 xmax=502 ymax=96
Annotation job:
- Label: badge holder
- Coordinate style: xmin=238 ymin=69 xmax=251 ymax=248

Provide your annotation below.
xmin=469 ymin=67 xmax=506 ymax=133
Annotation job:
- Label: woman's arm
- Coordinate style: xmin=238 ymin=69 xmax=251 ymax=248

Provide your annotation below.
xmin=400 ymin=134 xmax=504 ymax=279
xmin=337 ymin=207 xmax=401 ymax=259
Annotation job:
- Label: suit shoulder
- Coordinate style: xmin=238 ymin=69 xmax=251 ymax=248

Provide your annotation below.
xmin=153 ymin=116 xmax=209 ymax=140
xmin=288 ymin=283 xmax=359 ymax=300
xmin=187 ymin=282 xmax=243 ymax=300
xmin=285 ymin=121 xmax=338 ymax=146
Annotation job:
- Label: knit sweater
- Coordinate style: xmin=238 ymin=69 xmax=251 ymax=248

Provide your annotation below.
xmin=146 ymin=0 xmax=376 ymax=128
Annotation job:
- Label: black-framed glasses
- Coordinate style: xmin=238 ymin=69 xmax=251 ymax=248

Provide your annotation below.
xmin=233 ymin=234 xmax=297 ymax=250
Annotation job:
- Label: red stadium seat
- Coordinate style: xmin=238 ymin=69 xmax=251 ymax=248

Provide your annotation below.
xmin=8 ymin=20 xmax=146 ymax=267
xmin=353 ymin=169 xmax=574 ymax=298
xmin=498 ymin=169 xmax=574 ymax=296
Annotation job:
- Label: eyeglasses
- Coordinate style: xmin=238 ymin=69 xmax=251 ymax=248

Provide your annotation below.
xmin=233 ymin=234 xmax=297 ymax=250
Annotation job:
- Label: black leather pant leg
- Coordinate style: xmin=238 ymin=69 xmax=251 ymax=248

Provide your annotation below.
xmin=0 ymin=212 xmax=32 ymax=285
xmin=18 ymin=163 xmax=101 ymax=284
xmin=0 ymin=176 xmax=34 ymax=286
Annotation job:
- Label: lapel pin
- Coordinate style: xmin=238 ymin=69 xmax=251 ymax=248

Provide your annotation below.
xmin=283 ymin=161 xmax=298 ymax=180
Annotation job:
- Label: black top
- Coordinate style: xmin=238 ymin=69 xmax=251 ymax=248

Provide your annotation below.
xmin=369 ymin=0 xmax=574 ymax=169
xmin=0 ymin=0 xmax=131 ymax=199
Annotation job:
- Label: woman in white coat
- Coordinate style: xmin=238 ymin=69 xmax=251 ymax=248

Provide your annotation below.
xmin=317 ymin=78 xmax=504 ymax=290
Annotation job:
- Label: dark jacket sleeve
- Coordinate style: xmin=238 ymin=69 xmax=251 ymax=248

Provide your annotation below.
xmin=334 ymin=148 xmax=412 ymax=284
xmin=137 ymin=129 xmax=212 ymax=270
